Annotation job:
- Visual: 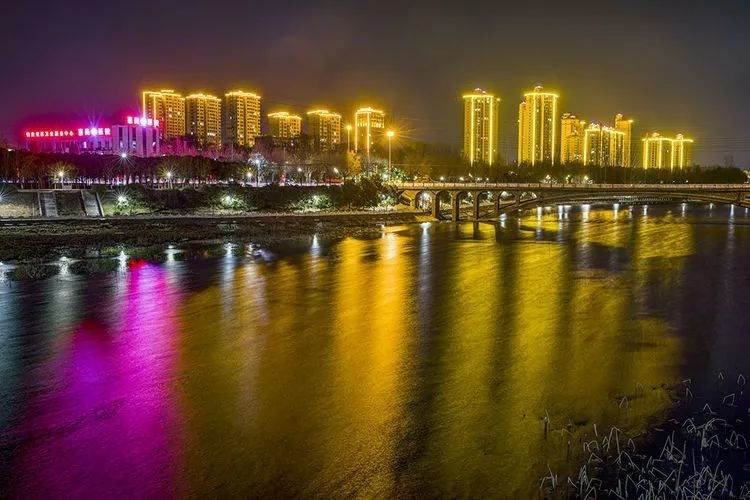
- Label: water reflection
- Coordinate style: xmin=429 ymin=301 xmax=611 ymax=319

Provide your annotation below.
xmin=1 ymin=204 xmax=749 ymax=497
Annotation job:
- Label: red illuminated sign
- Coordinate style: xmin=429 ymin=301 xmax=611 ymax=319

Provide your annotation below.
xmin=25 ymin=127 xmax=111 ymax=138
xmin=126 ymin=116 xmax=159 ymax=127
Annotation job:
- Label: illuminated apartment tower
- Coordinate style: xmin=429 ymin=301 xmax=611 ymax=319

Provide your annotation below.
xmin=224 ymin=91 xmax=261 ymax=148
xmin=185 ymin=93 xmax=222 ymax=148
xmin=307 ymin=109 xmax=342 ymax=152
xmin=583 ymin=124 xmax=625 ymax=166
xmin=518 ymin=85 xmax=559 ymax=165
xmin=671 ymin=134 xmax=694 ymax=169
xmin=615 ymin=114 xmax=634 ymax=167
xmin=354 ymin=107 xmax=385 ymax=155
xmin=560 ymin=113 xmax=586 ymax=164
xmin=142 ymin=89 xmax=185 ymax=139
xmin=642 ymin=132 xmax=693 ymax=169
xmin=268 ymin=112 xmax=302 ymax=139
xmin=462 ymin=89 xmax=500 ymax=165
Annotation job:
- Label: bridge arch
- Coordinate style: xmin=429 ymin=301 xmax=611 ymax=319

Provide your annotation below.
xmin=393 ymin=182 xmax=750 ymax=220
xmin=413 ymin=190 xmax=434 ymax=210
xmin=433 ymin=190 xmax=452 ymax=219
xmin=452 ymin=191 xmax=473 ymax=221
xmin=471 ymin=190 xmax=494 ymax=219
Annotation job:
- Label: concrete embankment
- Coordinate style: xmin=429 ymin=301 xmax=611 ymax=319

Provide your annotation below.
xmin=0 ymin=211 xmax=431 ymax=262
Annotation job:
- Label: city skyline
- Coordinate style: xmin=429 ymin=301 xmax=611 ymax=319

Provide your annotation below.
xmin=18 ymin=82 xmax=693 ymax=163
xmin=3 ymin=1 xmax=749 ymax=166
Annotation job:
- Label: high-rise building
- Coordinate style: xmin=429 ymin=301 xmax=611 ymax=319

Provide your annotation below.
xmin=583 ymin=124 xmax=625 ymax=166
xmin=642 ymin=133 xmax=671 ymax=169
xmin=354 ymin=107 xmax=385 ymax=155
xmin=518 ymin=85 xmax=559 ymax=165
xmin=642 ymin=132 xmax=694 ymax=169
xmin=560 ymin=113 xmax=586 ymax=164
xmin=224 ymin=90 xmax=261 ymax=148
xmin=462 ymin=89 xmax=500 ymax=166
xmin=307 ymin=109 xmax=342 ymax=152
xmin=615 ymin=113 xmax=634 ymax=167
xmin=142 ymin=89 xmax=185 ymax=139
xmin=185 ymin=93 xmax=222 ymax=148
xmin=268 ymin=112 xmax=302 ymax=139
xmin=672 ymin=134 xmax=694 ymax=169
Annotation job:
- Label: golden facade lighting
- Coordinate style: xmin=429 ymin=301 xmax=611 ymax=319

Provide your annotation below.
xmin=583 ymin=123 xmax=626 ymax=166
xmin=671 ymin=134 xmax=694 ymax=169
xmin=142 ymin=89 xmax=186 ymax=139
xmin=185 ymin=93 xmax=222 ymax=148
xmin=225 ymin=90 xmax=262 ymax=148
xmin=615 ymin=114 xmax=634 ymax=167
xmin=560 ymin=113 xmax=586 ymax=164
xmin=353 ymin=107 xmax=385 ymax=155
xmin=642 ymin=132 xmax=693 ymax=170
xmin=307 ymin=109 xmax=342 ymax=152
xmin=462 ymin=88 xmax=500 ymax=166
xmin=518 ymin=85 xmax=559 ymax=165
xmin=268 ymin=111 xmax=302 ymax=139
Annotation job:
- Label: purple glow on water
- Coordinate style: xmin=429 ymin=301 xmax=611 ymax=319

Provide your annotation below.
xmin=7 ymin=264 xmax=182 ymax=497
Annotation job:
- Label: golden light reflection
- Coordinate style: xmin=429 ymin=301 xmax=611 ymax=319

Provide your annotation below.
xmin=171 ymin=213 xmax=693 ymax=496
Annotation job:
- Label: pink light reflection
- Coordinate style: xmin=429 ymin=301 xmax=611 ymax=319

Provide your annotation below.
xmin=8 ymin=264 xmax=183 ymax=497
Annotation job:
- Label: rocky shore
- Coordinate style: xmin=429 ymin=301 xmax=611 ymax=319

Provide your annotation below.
xmin=0 ymin=211 xmax=431 ymax=262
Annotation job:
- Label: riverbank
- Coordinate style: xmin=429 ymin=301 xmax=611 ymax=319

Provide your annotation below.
xmin=0 ymin=210 xmax=432 ymax=262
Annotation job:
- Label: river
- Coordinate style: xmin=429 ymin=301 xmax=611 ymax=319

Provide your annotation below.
xmin=1 ymin=203 xmax=749 ymax=497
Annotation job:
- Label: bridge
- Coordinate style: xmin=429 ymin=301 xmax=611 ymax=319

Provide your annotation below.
xmin=394 ymin=182 xmax=750 ymax=220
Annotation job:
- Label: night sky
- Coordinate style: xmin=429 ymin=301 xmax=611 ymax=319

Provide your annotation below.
xmin=3 ymin=0 xmax=750 ymax=165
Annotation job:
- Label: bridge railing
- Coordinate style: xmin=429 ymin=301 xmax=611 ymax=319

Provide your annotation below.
xmin=393 ymin=182 xmax=750 ymax=191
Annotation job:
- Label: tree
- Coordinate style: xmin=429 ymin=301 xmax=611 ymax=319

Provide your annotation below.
xmin=347 ymin=152 xmax=362 ymax=179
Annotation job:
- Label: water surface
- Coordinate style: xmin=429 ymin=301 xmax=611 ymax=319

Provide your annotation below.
xmin=1 ymin=204 xmax=749 ymax=497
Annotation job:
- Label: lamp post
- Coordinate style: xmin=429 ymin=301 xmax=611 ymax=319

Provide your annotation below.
xmin=345 ymin=124 xmax=352 ymax=152
xmin=386 ymin=130 xmax=394 ymax=181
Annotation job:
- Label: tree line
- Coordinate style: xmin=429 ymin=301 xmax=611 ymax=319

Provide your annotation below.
xmin=0 ymin=140 xmax=746 ymax=186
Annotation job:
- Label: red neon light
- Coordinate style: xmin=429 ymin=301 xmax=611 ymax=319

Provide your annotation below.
xmin=125 ymin=116 xmax=159 ymax=128
xmin=25 ymin=127 xmax=112 ymax=139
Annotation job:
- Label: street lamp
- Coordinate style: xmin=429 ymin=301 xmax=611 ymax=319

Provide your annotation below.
xmin=386 ymin=130 xmax=395 ymax=182
xmin=253 ymin=158 xmax=261 ymax=187
xmin=345 ymin=124 xmax=352 ymax=152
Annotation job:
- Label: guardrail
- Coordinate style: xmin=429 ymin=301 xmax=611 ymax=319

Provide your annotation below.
xmin=393 ymin=182 xmax=750 ymax=191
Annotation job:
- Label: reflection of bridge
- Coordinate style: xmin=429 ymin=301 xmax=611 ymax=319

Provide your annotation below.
xmin=395 ymin=182 xmax=750 ymax=220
